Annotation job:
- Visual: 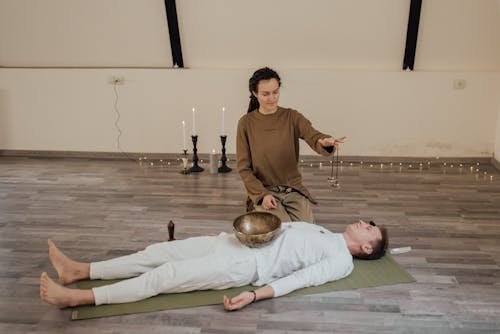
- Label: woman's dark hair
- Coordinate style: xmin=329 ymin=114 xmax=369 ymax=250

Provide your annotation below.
xmin=247 ymin=67 xmax=281 ymax=113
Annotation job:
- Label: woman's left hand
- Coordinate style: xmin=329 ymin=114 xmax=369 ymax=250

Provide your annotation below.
xmin=318 ymin=136 xmax=346 ymax=149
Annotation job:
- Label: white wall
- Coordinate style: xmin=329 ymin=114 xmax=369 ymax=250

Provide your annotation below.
xmin=495 ymin=0 xmax=500 ymax=163
xmin=2 ymin=0 xmax=499 ymax=71
xmin=0 ymin=0 xmax=499 ymax=157
xmin=177 ymin=0 xmax=409 ymax=70
xmin=0 ymin=69 xmax=498 ymax=157
xmin=0 ymin=0 xmax=171 ymax=67
xmin=416 ymin=0 xmax=500 ymax=71
xmin=495 ymin=104 xmax=500 ymax=163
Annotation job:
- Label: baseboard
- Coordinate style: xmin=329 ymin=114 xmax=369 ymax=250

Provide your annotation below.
xmin=0 ymin=150 xmax=197 ymax=160
xmin=0 ymin=149 xmax=494 ymax=165
xmin=492 ymin=157 xmax=500 ymax=171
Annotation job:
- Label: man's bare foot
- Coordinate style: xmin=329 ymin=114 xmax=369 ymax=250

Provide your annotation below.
xmin=48 ymin=239 xmax=88 ymax=284
xmin=40 ymin=272 xmax=77 ymax=308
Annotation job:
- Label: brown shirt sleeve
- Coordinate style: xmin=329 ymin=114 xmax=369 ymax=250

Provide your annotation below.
xmin=293 ymin=111 xmax=333 ymax=157
xmin=236 ymin=117 xmax=271 ymax=204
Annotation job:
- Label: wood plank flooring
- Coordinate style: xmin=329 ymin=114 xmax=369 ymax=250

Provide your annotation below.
xmin=0 ymin=156 xmax=499 ymax=333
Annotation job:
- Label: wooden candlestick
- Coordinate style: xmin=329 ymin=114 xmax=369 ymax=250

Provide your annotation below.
xmin=167 ymin=220 xmax=176 ymax=241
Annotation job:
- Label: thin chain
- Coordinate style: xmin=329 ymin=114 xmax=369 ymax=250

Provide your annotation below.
xmin=335 ymin=147 xmax=339 ymax=184
xmin=329 ymin=147 xmax=335 ymax=180
xmin=328 ymin=147 xmax=340 ymax=188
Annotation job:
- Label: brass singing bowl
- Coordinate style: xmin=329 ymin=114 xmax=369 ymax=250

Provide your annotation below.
xmin=233 ymin=212 xmax=282 ymax=248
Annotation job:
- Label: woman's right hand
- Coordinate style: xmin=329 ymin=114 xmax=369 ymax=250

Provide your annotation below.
xmin=262 ymin=194 xmax=278 ymax=210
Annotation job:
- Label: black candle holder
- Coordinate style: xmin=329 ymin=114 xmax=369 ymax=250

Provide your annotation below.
xmin=180 ymin=149 xmax=191 ymax=174
xmin=167 ymin=220 xmax=176 ymax=241
xmin=189 ymin=135 xmax=204 ymax=173
xmin=218 ymin=135 xmax=232 ymax=173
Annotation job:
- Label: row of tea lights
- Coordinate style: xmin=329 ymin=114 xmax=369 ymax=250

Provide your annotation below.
xmin=136 ymin=156 xmax=495 ymax=181
xmin=307 ymin=160 xmax=495 ymax=180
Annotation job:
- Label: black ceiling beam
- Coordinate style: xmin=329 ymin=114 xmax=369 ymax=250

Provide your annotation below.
xmin=403 ymin=0 xmax=422 ymax=71
xmin=164 ymin=0 xmax=184 ymax=68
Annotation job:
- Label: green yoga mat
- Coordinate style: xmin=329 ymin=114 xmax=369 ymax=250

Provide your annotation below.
xmin=71 ymin=255 xmax=415 ymax=320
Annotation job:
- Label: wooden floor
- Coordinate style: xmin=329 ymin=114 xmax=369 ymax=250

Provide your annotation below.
xmin=1 ymin=156 xmax=499 ymax=333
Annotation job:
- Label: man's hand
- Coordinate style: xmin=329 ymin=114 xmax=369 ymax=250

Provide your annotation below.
xmin=223 ymin=286 xmax=274 ymax=312
xmin=261 ymin=194 xmax=278 ymax=210
xmin=318 ymin=136 xmax=346 ymax=149
xmin=223 ymin=291 xmax=254 ymax=311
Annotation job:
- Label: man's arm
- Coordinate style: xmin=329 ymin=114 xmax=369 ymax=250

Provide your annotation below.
xmin=268 ymin=256 xmax=353 ymax=298
xmin=223 ymin=285 xmax=275 ymax=311
xmin=223 ymin=255 xmax=353 ymax=311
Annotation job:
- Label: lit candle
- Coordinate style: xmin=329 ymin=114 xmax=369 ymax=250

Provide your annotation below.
xmin=209 ymin=149 xmax=218 ymax=174
xmin=181 ymin=120 xmax=186 ymax=150
xmin=222 ymin=107 xmax=226 ymax=135
xmin=192 ymin=107 xmax=196 ymax=135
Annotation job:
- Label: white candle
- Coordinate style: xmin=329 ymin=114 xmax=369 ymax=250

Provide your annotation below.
xmin=192 ymin=107 xmax=196 ymax=135
xmin=209 ymin=149 xmax=217 ymax=174
xmin=181 ymin=120 xmax=186 ymax=150
xmin=222 ymin=107 xmax=226 ymax=135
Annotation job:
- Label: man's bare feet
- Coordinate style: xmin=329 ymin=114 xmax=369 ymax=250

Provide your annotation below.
xmin=48 ymin=239 xmax=89 ymax=284
xmin=40 ymin=272 xmax=77 ymax=308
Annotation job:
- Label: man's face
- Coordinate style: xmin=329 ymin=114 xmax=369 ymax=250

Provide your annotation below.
xmin=346 ymin=220 xmax=382 ymax=249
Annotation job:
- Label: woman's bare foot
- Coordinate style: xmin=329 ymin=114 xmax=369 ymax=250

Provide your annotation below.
xmin=48 ymin=239 xmax=89 ymax=284
xmin=40 ymin=272 xmax=79 ymax=308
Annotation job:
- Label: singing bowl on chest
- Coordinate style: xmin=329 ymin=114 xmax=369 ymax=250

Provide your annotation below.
xmin=233 ymin=212 xmax=282 ymax=247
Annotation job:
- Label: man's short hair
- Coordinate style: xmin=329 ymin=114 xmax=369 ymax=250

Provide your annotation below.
xmin=356 ymin=225 xmax=388 ymax=260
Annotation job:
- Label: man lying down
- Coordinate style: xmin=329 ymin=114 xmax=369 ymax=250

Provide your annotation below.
xmin=40 ymin=219 xmax=388 ymax=311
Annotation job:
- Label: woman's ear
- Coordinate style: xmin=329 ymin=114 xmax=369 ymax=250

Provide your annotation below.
xmin=252 ymin=91 xmax=258 ymax=98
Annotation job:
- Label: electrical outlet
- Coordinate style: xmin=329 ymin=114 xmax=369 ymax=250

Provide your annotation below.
xmin=453 ymin=79 xmax=466 ymax=90
xmin=109 ymin=76 xmax=125 ymax=85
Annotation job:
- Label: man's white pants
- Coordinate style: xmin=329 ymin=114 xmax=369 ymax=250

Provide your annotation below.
xmin=90 ymin=233 xmax=258 ymax=305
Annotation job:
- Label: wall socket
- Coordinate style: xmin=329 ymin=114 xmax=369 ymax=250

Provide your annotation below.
xmin=109 ymin=76 xmax=125 ymax=85
xmin=453 ymin=79 xmax=466 ymax=90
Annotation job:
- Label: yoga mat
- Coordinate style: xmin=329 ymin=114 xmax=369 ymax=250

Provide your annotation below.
xmin=71 ymin=255 xmax=415 ymax=320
